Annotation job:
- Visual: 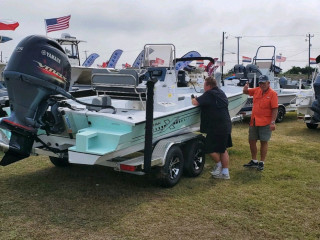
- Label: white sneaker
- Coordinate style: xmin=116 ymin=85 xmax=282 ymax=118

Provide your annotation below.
xmin=212 ymin=173 xmax=230 ymax=180
xmin=210 ymin=165 xmax=222 ymax=176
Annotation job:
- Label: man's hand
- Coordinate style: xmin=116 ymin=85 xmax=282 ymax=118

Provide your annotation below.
xmin=243 ymin=82 xmax=249 ymax=94
xmin=270 ymin=122 xmax=276 ymax=131
xmin=191 ymin=96 xmax=199 ymax=106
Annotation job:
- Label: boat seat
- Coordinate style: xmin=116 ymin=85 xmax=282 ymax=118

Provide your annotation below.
xmin=91 ymin=69 xmax=146 ymax=101
xmin=86 ymin=95 xmax=112 ymax=112
xmin=256 ymin=61 xmax=272 ymax=70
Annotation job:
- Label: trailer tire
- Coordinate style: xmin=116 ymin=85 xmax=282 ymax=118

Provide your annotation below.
xmin=183 ymin=138 xmax=205 ymax=177
xmin=306 ymin=123 xmax=318 ymax=129
xmin=159 ymin=145 xmax=184 ymax=188
xmin=276 ymin=106 xmax=285 ymax=123
xmin=49 ymin=156 xmax=70 ymax=167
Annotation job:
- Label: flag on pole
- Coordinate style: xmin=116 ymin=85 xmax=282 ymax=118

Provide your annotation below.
xmin=310 ymin=58 xmax=317 ymax=64
xmin=45 ymin=15 xmax=71 ymax=33
xmin=122 ymin=63 xmax=131 ymax=68
xmin=242 ymin=56 xmax=251 ymax=63
xmin=276 ymin=55 xmax=286 ymax=62
xmin=216 ymin=61 xmax=225 ymax=66
xmin=0 ymin=20 xmax=19 ymax=30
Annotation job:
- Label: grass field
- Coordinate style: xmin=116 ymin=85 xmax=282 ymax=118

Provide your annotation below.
xmin=0 ymin=112 xmax=319 ymax=240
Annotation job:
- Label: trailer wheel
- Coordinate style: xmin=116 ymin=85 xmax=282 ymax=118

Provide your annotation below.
xmin=306 ymin=123 xmax=318 ymax=129
xmin=49 ymin=156 xmax=70 ymax=167
xmin=159 ymin=145 xmax=184 ymax=187
xmin=276 ymin=106 xmax=285 ymax=123
xmin=183 ymin=139 xmax=205 ymax=177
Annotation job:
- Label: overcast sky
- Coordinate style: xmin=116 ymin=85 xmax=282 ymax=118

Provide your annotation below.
xmin=1 ymin=0 xmax=320 ymax=72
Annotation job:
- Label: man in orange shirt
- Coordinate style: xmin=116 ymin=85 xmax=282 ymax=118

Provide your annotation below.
xmin=242 ymin=75 xmax=278 ymax=171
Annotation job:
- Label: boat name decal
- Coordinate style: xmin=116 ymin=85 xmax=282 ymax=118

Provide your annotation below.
xmin=33 ymin=60 xmax=67 ymax=83
xmin=41 ymin=50 xmax=61 ymax=64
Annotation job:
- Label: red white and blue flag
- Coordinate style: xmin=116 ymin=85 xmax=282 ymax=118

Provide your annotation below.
xmin=196 ymin=60 xmax=204 ymax=65
xmin=45 ymin=15 xmax=71 ymax=33
xmin=276 ymin=55 xmax=286 ymax=62
xmin=242 ymin=56 xmax=251 ymax=63
xmin=216 ymin=61 xmax=225 ymax=66
xmin=0 ymin=20 xmax=19 ymax=30
xmin=310 ymin=58 xmax=317 ymax=64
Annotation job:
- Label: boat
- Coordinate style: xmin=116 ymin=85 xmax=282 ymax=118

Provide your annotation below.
xmin=294 ymin=64 xmax=320 ymax=129
xmin=0 ymin=37 xmax=247 ymax=186
xmin=225 ymin=46 xmax=298 ymax=122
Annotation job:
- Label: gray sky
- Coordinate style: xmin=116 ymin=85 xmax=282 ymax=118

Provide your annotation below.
xmin=1 ymin=0 xmax=320 ymax=72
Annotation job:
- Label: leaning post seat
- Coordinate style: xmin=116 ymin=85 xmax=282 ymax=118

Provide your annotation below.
xmin=91 ymin=68 xmax=146 ymax=101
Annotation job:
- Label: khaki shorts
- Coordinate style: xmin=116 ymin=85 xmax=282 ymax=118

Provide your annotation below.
xmin=249 ymin=125 xmax=272 ymax=142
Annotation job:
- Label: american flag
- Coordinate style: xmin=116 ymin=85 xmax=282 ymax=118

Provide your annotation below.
xmin=45 ymin=15 xmax=71 ymax=33
xmin=276 ymin=55 xmax=286 ymax=62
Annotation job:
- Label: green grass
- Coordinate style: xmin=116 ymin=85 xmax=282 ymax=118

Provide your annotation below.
xmin=0 ymin=112 xmax=320 ymax=240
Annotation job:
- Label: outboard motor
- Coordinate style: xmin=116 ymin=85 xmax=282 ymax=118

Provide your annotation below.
xmin=0 ymin=35 xmax=71 ymax=166
xmin=279 ymin=76 xmax=287 ymax=88
xmin=311 ymin=74 xmax=320 ymax=122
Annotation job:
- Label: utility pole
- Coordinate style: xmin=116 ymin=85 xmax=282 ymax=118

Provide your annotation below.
xmin=221 ymin=31 xmax=225 ymax=83
xmin=306 ymin=33 xmax=314 ymax=79
xmin=235 ymin=36 xmax=242 ymax=65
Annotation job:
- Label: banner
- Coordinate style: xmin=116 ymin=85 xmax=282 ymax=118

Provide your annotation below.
xmin=0 ymin=36 xmax=12 ymax=43
xmin=107 ymin=49 xmax=123 ymax=68
xmin=132 ymin=50 xmax=144 ymax=68
xmin=82 ymin=53 xmax=99 ymax=67
xmin=175 ymin=51 xmax=201 ymax=71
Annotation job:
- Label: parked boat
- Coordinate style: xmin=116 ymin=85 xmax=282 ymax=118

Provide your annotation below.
xmin=225 ymin=46 xmax=298 ymax=123
xmin=294 ymin=65 xmax=320 ymax=129
xmin=0 ymin=38 xmax=247 ymax=173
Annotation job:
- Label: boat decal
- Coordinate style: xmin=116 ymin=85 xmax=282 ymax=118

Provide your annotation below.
xmin=33 ymin=60 xmax=67 ymax=83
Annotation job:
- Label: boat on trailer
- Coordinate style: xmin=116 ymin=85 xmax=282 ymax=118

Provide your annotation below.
xmin=0 ymin=38 xmax=247 ymax=187
xmin=225 ymin=46 xmax=298 ymax=123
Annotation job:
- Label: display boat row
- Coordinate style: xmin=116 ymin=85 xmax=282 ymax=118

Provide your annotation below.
xmin=0 ymin=35 xmax=247 ymax=186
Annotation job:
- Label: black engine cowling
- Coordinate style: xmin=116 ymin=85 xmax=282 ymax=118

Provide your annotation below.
xmin=0 ymin=35 xmax=71 ymax=166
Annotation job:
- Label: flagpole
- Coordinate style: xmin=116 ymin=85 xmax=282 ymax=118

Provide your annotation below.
xmin=279 ymin=53 xmax=282 ymax=68
xmin=44 ymin=19 xmax=47 ymax=36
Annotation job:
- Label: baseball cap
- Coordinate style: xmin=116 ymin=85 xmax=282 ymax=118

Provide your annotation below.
xmin=258 ymin=75 xmax=269 ymax=83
